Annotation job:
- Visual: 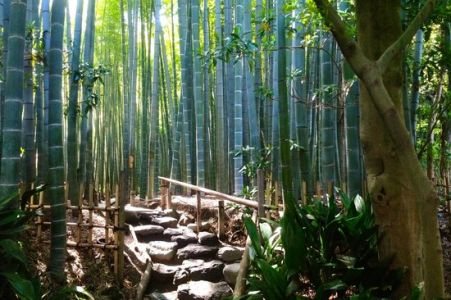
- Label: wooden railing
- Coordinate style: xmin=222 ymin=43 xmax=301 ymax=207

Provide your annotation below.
xmin=158 ymin=175 xmax=267 ymax=238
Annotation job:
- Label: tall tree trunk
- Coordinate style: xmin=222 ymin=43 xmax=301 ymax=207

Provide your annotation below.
xmin=47 ymin=0 xmax=66 ymax=281
xmin=312 ymin=0 xmax=444 ymax=296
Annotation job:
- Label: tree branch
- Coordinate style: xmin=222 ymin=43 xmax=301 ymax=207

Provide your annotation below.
xmin=312 ymin=0 xmax=370 ymax=77
xmin=377 ymin=0 xmax=437 ymax=72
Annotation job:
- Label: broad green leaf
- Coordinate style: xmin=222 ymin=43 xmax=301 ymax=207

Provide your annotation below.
xmin=0 ymin=192 xmax=19 ymax=211
xmin=0 ymin=239 xmax=27 ymax=265
xmin=244 ymin=216 xmax=263 ymax=258
xmin=259 ymin=222 xmax=272 ymax=243
xmin=281 ymin=211 xmax=306 ymax=275
xmin=353 ymin=195 xmax=365 ymax=213
xmin=321 ymin=279 xmax=347 ymax=291
xmin=0 ymin=272 xmax=37 ymax=300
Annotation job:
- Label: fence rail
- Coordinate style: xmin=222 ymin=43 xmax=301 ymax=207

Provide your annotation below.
xmin=158 ymin=175 xmax=268 ymax=238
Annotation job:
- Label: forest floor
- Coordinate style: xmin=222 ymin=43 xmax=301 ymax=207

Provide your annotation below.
xmin=22 ymin=198 xmax=451 ymax=299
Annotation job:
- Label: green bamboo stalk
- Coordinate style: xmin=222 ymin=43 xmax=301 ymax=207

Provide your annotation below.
xmin=67 ymin=0 xmax=83 ymax=206
xmin=233 ymin=0 xmax=244 ymax=194
xmin=47 ymin=0 xmax=67 ymax=281
xmin=0 ymin=0 xmax=26 ymax=204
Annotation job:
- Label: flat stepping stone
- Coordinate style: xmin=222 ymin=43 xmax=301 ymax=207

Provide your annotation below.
xmin=147 ymin=241 xmax=178 ymax=262
xmin=151 ymin=263 xmax=179 ymax=283
xmin=171 ymin=234 xmax=198 ymax=248
xmin=163 ymin=226 xmax=194 ymax=238
xmin=177 ymin=280 xmax=232 ymax=300
xmin=198 ymin=232 xmax=219 ymax=246
xmin=152 ymin=216 xmax=178 ymax=228
xmin=134 ymin=225 xmax=165 ymax=237
xmin=223 ymin=263 xmax=240 ymax=286
xmin=174 ymin=260 xmax=224 ymax=285
xmin=217 ymin=246 xmax=243 ymax=262
xmin=146 ymin=291 xmax=177 ymax=300
xmin=177 ymin=244 xmax=218 ymax=260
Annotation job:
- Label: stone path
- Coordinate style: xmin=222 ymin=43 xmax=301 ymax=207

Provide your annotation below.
xmin=125 ymin=204 xmax=243 ymax=300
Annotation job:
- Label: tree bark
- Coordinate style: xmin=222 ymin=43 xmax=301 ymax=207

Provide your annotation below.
xmin=312 ymin=0 xmax=444 ymax=297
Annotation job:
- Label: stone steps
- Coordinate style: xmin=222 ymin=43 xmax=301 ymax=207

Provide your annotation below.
xmin=127 ymin=204 xmax=243 ymax=299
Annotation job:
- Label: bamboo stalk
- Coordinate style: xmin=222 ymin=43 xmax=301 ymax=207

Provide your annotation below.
xmin=35 ymin=221 xmax=114 ymax=229
xmin=28 ymin=204 xmax=119 ymax=212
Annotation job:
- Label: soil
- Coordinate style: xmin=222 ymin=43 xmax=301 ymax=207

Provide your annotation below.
xmin=22 ymin=198 xmax=451 ymax=299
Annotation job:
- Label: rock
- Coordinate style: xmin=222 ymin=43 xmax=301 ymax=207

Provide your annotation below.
xmin=163 ymin=209 xmax=180 ymax=219
xmin=134 ymin=225 xmax=165 ymax=237
xmin=217 ymin=246 xmax=243 ymax=262
xmin=187 ymin=221 xmax=211 ymax=232
xmin=177 ymin=244 xmax=218 ymax=260
xmin=171 ymin=234 xmax=198 ymax=248
xmin=152 ymin=216 xmax=178 ymax=228
xmin=198 ymin=231 xmax=219 ymax=246
xmin=174 ymin=260 xmax=224 ymax=285
xmin=151 ymin=263 xmax=179 ymax=283
xmin=162 ymin=227 xmax=185 ymax=238
xmin=146 ymin=291 xmax=178 ymax=300
xmin=177 ymin=280 xmax=232 ymax=300
xmin=181 ymin=259 xmax=205 ymax=268
xmin=146 ymin=201 xmax=160 ymax=209
xmin=223 ymin=263 xmax=240 ymax=286
xmin=147 ymin=241 xmax=178 ymax=262
xmin=178 ymin=213 xmax=194 ymax=226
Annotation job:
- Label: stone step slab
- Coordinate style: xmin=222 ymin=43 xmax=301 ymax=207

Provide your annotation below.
xmin=152 ymin=216 xmax=178 ymax=229
xmin=147 ymin=241 xmax=178 ymax=262
xmin=176 ymin=244 xmax=218 ymax=260
xmin=151 ymin=263 xmax=179 ymax=283
xmin=197 ymin=231 xmax=219 ymax=246
xmin=173 ymin=260 xmax=224 ymax=285
xmin=177 ymin=280 xmax=232 ymax=300
xmin=217 ymin=246 xmax=244 ymax=262
xmin=223 ymin=263 xmax=240 ymax=286
xmin=134 ymin=225 xmax=165 ymax=237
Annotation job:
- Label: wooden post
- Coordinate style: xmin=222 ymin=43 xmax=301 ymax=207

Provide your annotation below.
xmin=160 ymin=181 xmax=168 ymax=210
xmin=114 ymin=173 xmax=125 ymax=283
xmin=196 ymin=191 xmax=202 ymax=233
xmin=302 ymin=181 xmax=307 ymax=205
xmin=327 ymin=181 xmax=334 ymax=201
xmin=37 ymin=190 xmax=44 ymax=240
xmin=166 ymin=189 xmax=172 ymax=209
xmin=77 ymin=183 xmax=84 ymax=244
xmin=105 ymin=189 xmax=111 ymax=245
xmin=217 ymin=200 xmax=225 ymax=239
xmin=257 ymin=169 xmax=265 ymax=217
xmin=88 ymin=184 xmax=94 ymax=244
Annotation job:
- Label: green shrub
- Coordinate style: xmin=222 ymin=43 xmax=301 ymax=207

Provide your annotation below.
xmin=242 ymin=189 xmax=408 ymax=299
xmin=0 ymin=189 xmax=94 ymax=300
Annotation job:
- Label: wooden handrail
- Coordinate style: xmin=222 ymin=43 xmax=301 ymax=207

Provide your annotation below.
xmin=158 ymin=176 xmax=259 ymax=209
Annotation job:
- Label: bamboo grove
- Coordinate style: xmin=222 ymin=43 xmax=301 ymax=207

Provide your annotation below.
xmin=0 ymin=0 xmax=449 ymax=280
